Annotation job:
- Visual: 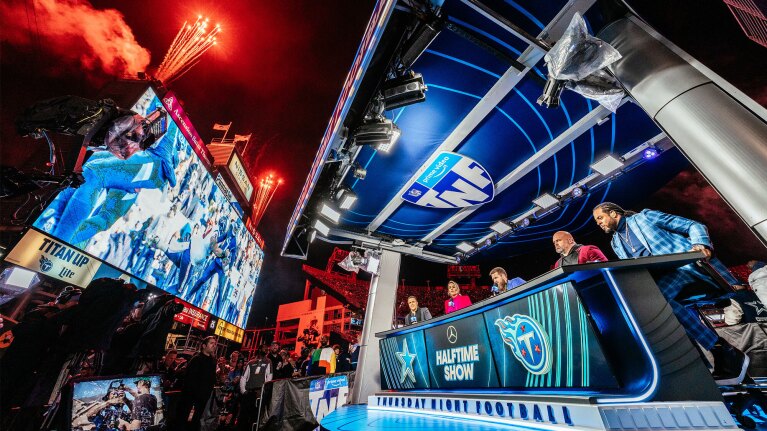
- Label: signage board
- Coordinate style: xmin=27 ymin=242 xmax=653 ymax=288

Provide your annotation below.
xmin=5 ymin=229 xmax=101 ymax=288
xmin=215 ymin=319 xmax=244 ymax=343
xmin=160 ymin=91 xmax=213 ymax=168
xmin=174 ymin=298 xmax=211 ymax=331
xmin=380 ymin=283 xmax=618 ymax=391
xmin=227 ymin=152 xmax=254 ymax=201
xmin=309 ymin=375 xmax=349 ymax=424
xmin=401 ymin=152 xmax=494 ymax=208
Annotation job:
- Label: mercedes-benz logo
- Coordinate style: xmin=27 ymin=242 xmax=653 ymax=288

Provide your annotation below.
xmin=446 ymin=326 xmax=458 ymax=344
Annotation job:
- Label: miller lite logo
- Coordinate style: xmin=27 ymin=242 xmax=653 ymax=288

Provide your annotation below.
xmin=401 ymin=152 xmax=494 ymax=208
xmin=495 ymin=314 xmax=552 ymax=375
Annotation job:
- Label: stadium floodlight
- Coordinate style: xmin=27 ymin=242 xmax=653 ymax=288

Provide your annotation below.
xmin=381 ymin=72 xmax=427 ymax=110
xmin=319 ymin=202 xmax=341 ymax=224
xmin=334 ymin=187 xmax=358 ymax=210
xmin=490 ymin=221 xmax=513 ymax=234
xmin=312 ymin=218 xmax=331 ymax=237
xmin=590 ymin=154 xmax=624 ymax=176
xmin=354 ymin=118 xmax=401 ymax=153
xmin=456 ymin=241 xmax=475 ymax=253
xmin=533 ymin=193 xmax=560 ymax=211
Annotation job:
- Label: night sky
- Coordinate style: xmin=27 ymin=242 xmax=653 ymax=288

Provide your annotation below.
xmin=1 ymin=0 xmax=765 ymax=328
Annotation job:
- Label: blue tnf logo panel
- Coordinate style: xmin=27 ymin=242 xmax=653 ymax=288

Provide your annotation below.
xmin=484 ymin=282 xmax=618 ymax=389
xmin=401 ymin=152 xmax=495 ymax=208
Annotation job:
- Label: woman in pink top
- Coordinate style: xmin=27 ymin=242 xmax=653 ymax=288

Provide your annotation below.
xmin=444 ymin=280 xmax=472 ymax=314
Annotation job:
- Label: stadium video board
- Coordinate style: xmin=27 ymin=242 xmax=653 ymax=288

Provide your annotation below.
xmin=71 ymin=375 xmax=166 ymax=431
xmin=33 ymin=87 xmax=264 ymax=328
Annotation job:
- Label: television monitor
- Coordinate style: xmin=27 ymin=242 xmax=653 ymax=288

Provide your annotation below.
xmin=70 ymin=374 xmax=166 ymax=431
xmin=33 ymin=87 xmax=264 ymax=328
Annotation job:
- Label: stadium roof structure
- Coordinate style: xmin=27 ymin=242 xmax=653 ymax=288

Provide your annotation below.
xmin=282 ymin=0 xmax=690 ymax=264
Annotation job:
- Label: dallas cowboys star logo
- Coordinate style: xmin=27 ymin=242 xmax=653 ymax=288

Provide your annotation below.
xmin=745 ymin=301 xmax=767 ymax=315
xmin=396 ymin=340 xmax=417 ymax=383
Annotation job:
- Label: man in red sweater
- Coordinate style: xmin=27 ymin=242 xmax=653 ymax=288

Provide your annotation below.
xmin=552 ymin=231 xmax=608 ymax=268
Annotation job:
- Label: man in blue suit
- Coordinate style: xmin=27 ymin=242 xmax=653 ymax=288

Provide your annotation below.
xmin=593 ymin=202 xmax=748 ymax=384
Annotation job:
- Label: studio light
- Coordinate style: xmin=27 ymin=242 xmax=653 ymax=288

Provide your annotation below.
xmin=590 ymin=154 xmax=624 ymax=176
xmin=319 ymin=202 xmax=341 ymax=224
xmin=308 ymin=230 xmax=317 ymax=243
xmin=352 ymin=164 xmax=367 ymax=180
xmin=334 ymin=187 xmax=358 ymax=210
xmin=571 ymin=186 xmax=584 ymax=198
xmin=456 ymin=241 xmax=475 ymax=253
xmin=354 ymin=119 xmax=401 ymax=153
xmin=381 ymin=72 xmax=427 ymax=110
xmin=312 ymin=218 xmax=331 ymax=236
xmin=490 ymin=221 xmax=513 ymax=234
xmin=537 ymin=77 xmax=566 ymax=109
xmin=474 ymin=232 xmax=495 ymax=247
xmin=533 ymin=193 xmax=560 ymax=211
xmin=519 ymin=218 xmax=531 ymax=227
xmin=400 ymin=18 xmax=443 ymax=68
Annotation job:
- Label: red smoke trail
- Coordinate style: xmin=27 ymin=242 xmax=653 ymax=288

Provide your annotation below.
xmin=0 ymin=0 xmax=151 ymax=78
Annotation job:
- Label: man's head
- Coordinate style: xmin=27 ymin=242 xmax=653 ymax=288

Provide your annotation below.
xmin=552 ymin=231 xmax=576 ymax=256
xmin=270 ymin=341 xmax=280 ymax=353
xmin=447 ymin=281 xmax=460 ymax=298
xmin=229 ymin=351 xmax=240 ymax=363
xmin=489 ymin=268 xmax=508 ymax=288
xmin=332 ymin=344 xmax=341 ymax=355
xmin=164 ymin=349 xmax=177 ymax=363
xmin=593 ymin=202 xmax=628 ymax=234
xmin=320 ymin=335 xmax=329 ymax=347
xmin=135 ymin=378 xmax=151 ymax=393
xmin=407 ymin=296 xmax=419 ymax=312
xmin=201 ymin=336 xmax=217 ymax=356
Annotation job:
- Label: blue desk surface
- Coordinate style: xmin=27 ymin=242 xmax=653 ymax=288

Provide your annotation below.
xmin=320 ymin=404 xmax=536 ymax=431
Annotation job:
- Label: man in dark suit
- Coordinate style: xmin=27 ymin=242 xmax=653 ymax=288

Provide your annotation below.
xmin=404 ymin=296 xmax=432 ymax=326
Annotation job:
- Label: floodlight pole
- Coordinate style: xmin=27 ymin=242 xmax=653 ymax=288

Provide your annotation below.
xmin=349 ymin=249 xmax=401 ymax=404
xmin=600 ymin=16 xmax=767 ymax=247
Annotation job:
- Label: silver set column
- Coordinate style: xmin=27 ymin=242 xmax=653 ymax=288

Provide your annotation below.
xmin=349 ymin=249 xmax=401 ymax=404
xmin=599 ymin=17 xmax=767 ymax=246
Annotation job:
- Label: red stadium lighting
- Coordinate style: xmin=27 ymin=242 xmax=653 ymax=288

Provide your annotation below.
xmin=250 ymin=173 xmax=283 ymax=229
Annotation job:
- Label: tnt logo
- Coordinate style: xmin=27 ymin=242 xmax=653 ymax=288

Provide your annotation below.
xmin=495 ymin=314 xmax=552 ymax=375
xmin=401 ymin=152 xmax=494 ymax=208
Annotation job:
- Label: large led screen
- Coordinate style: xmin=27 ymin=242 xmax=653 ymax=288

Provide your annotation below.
xmin=33 ymin=87 xmax=263 ymax=328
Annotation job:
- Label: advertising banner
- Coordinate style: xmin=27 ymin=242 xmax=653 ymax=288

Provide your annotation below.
xmin=160 ymin=91 xmax=213 ymax=168
xmin=173 ymin=298 xmax=211 ymax=331
xmin=309 ymin=375 xmax=349 ymax=425
xmin=5 ymin=229 xmax=102 ymax=288
xmin=295 ymin=309 xmax=324 ymax=354
xmin=32 ymin=87 xmax=264 ymax=328
xmin=215 ymin=319 xmax=244 ymax=343
xmin=227 ymin=152 xmax=254 ymax=201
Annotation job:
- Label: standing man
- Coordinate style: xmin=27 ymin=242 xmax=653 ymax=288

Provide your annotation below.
xmin=310 ymin=335 xmax=336 ymax=376
xmin=551 ymin=231 xmax=608 ymax=268
xmin=175 ymin=336 xmax=217 ymax=431
xmin=403 ymin=296 xmax=432 ymax=325
xmin=119 ymin=378 xmax=158 ymax=430
xmin=238 ymin=351 xmax=273 ymax=431
xmin=488 ymin=267 xmax=525 ymax=296
xmin=592 ymin=202 xmax=748 ymax=384
xmin=266 ymin=341 xmax=281 ymax=372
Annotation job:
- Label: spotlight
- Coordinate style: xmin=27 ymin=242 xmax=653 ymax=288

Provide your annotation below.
xmin=643 ymin=147 xmax=659 ymax=160
xmin=319 ymin=202 xmax=341 ymax=224
xmin=520 ymin=218 xmax=531 ymax=227
xmin=312 ymin=219 xmax=331 ymax=236
xmin=590 ymin=154 xmax=624 ymax=176
xmin=456 ymin=242 xmax=475 ymax=253
xmin=571 ymin=186 xmax=584 ymax=198
xmin=537 ymin=77 xmax=565 ymax=109
xmin=334 ymin=187 xmax=358 ymax=210
xmin=354 ymin=119 xmax=401 ymax=153
xmin=490 ymin=221 xmax=513 ymax=234
xmin=381 ymin=72 xmax=427 ymax=110
xmin=352 ymin=164 xmax=367 ymax=180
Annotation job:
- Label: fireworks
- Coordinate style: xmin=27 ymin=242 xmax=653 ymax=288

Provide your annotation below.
xmin=155 ymin=16 xmax=220 ymax=84
xmin=251 ymin=173 xmax=283 ymax=229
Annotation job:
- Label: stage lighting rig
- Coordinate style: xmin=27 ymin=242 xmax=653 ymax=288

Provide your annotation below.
xmin=334 ymin=187 xmax=358 ymax=210
xmin=381 ymin=72 xmax=427 ymax=110
xmin=353 ymin=118 xmax=401 ymax=153
xmin=352 ymin=164 xmax=367 ymax=180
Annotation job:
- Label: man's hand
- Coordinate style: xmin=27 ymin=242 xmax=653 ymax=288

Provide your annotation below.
xmin=690 ymin=244 xmax=712 ymax=260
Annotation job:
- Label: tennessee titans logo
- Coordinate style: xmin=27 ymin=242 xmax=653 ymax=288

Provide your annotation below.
xmin=495 ymin=314 xmax=552 ymax=375
xmin=39 ymin=256 xmax=53 ymax=273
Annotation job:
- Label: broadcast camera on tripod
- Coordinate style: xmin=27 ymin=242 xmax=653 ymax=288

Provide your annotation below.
xmin=2 ymin=95 xmax=168 ymax=222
